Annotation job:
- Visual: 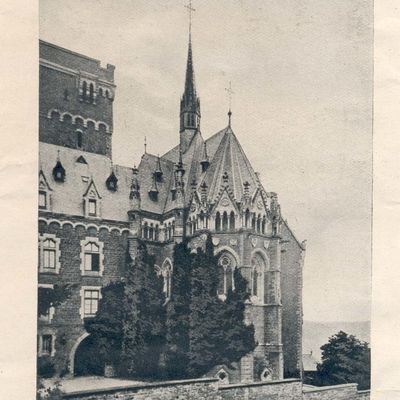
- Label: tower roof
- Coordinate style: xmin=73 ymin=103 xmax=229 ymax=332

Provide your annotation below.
xmin=184 ymin=36 xmax=196 ymax=99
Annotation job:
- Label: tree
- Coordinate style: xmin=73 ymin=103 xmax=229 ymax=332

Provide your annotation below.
xmin=187 ymin=237 xmax=223 ymax=376
xmin=164 ymin=240 xmax=193 ymax=378
xmin=187 ymin=235 xmax=256 ymax=377
xmin=120 ymin=240 xmax=165 ymax=378
xmin=38 ymin=284 xmax=75 ymax=318
xmin=216 ymin=268 xmax=256 ymax=367
xmin=84 ymin=281 xmax=125 ymax=368
xmin=315 ymin=331 xmax=370 ymax=390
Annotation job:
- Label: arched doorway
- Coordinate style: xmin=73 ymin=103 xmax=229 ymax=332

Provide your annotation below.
xmin=73 ymin=334 xmax=104 ymax=376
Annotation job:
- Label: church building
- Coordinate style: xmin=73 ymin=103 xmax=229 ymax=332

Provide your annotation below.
xmin=38 ymin=31 xmax=305 ymax=383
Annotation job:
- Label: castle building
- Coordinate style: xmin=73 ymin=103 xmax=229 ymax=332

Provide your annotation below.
xmin=38 ymin=34 xmax=305 ymax=382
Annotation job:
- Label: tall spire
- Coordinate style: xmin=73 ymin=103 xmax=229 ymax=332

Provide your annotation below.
xmin=180 ymin=1 xmax=201 ymax=147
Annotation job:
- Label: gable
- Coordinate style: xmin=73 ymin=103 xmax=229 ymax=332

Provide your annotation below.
xmin=39 ymin=170 xmax=52 ymax=191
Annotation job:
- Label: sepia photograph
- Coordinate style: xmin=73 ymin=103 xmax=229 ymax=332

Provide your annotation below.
xmin=35 ymin=1 xmax=372 ymax=398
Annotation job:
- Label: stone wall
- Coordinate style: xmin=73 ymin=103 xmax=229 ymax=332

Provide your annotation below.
xmin=62 ymin=378 xmax=303 ymax=400
xmin=303 ymin=383 xmax=370 ymax=400
xmin=63 ymin=378 xmax=220 ymax=400
xmin=219 ymin=379 xmax=302 ymax=400
xmin=280 ymin=222 xmax=304 ymax=378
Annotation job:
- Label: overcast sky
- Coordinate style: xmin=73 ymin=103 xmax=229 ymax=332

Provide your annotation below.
xmin=40 ymin=0 xmax=373 ymax=323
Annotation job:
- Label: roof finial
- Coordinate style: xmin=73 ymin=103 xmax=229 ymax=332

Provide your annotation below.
xmin=144 ymin=136 xmax=147 ymax=154
xmin=225 ymin=81 xmax=234 ymax=126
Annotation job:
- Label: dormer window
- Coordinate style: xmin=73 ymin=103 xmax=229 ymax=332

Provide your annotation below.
xmin=53 ymin=160 xmax=66 ymax=182
xmin=39 ymin=190 xmax=47 ymax=210
xmin=83 ymin=179 xmax=101 ymax=218
xmin=39 ymin=170 xmax=52 ymax=211
xmin=88 ymin=199 xmax=97 ymax=216
xmin=106 ymin=170 xmax=118 ymax=192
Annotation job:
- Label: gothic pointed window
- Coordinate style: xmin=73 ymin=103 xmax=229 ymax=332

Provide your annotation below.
xmin=217 ymin=252 xmax=236 ymax=296
xmin=262 ymin=216 xmax=266 ymax=234
xmin=252 ymin=268 xmax=259 ymax=296
xmin=143 ymin=222 xmax=149 ymax=239
xmin=252 ymin=214 xmax=256 ymax=231
xmin=149 ymin=224 xmax=154 ymax=241
xmin=257 ymin=214 xmax=261 ymax=233
xmin=251 ymin=252 xmax=266 ymax=302
xmin=215 ymin=212 xmax=221 ymax=232
xmin=245 ymin=209 xmax=250 ymax=228
xmin=200 ymin=211 xmax=205 ymax=229
xmin=230 ymin=211 xmax=235 ymax=231
xmin=222 ymin=212 xmax=228 ymax=231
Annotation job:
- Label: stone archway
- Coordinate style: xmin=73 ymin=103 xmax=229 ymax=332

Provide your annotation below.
xmin=69 ymin=332 xmax=104 ymax=376
xmin=73 ymin=334 xmax=105 ymax=376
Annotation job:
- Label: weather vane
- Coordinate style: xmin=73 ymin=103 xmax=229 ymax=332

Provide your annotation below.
xmin=184 ymin=0 xmax=195 ymax=36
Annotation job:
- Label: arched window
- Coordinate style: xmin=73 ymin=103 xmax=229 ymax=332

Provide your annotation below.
xmin=161 ymin=260 xmax=173 ymax=299
xmin=257 ymin=214 xmax=261 ymax=233
xmin=99 ymin=88 xmax=103 ymax=97
xmin=143 ymin=222 xmax=148 ymax=240
xmin=252 ymin=268 xmax=259 ymax=296
xmin=252 ymin=214 xmax=256 ymax=231
xmin=222 ymin=212 xmax=228 ymax=231
xmin=230 ymin=211 xmax=235 ymax=231
xmin=222 ymin=211 xmax=228 ymax=232
xmin=149 ymin=224 xmax=154 ymax=241
xmin=217 ymin=252 xmax=236 ymax=296
xmin=77 ymin=131 xmax=83 ymax=148
xmin=200 ymin=211 xmax=205 ymax=229
xmin=215 ymin=212 xmax=221 ymax=232
xmin=245 ymin=209 xmax=250 ymax=228
xmin=262 ymin=216 xmax=266 ymax=234
xmin=168 ymin=223 xmax=172 ymax=241
xmin=89 ymin=83 xmax=94 ymax=103
xmin=172 ymin=221 xmax=175 ymax=237
xmin=251 ymin=252 xmax=266 ymax=301
xmin=105 ymin=90 xmax=109 ymax=99
xmin=82 ymin=81 xmax=87 ymax=100
xmin=155 ymin=225 xmax=160 ymax=241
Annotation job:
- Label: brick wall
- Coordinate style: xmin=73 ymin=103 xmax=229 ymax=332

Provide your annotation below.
xmin=39 ymin=40 xmax=114 ymax=157
xmin=38 ymin=216 xmax=129 ymax=374
xmin=303 ymin=384 xmax=370 ymax=400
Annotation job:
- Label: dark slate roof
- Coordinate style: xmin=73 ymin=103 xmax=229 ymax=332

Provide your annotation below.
xmin=39 ymin=143 xmax=133 ymax=221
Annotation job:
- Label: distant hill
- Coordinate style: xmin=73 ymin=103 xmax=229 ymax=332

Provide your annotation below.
xmin=302 ymin=321 xmax=370 ymax=361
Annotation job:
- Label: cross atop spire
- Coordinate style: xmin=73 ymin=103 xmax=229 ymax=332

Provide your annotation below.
xmin=225 ymin=81 xmax=235 ymax=126
xmin=184 ymin=0 xmax=195 ymax=38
